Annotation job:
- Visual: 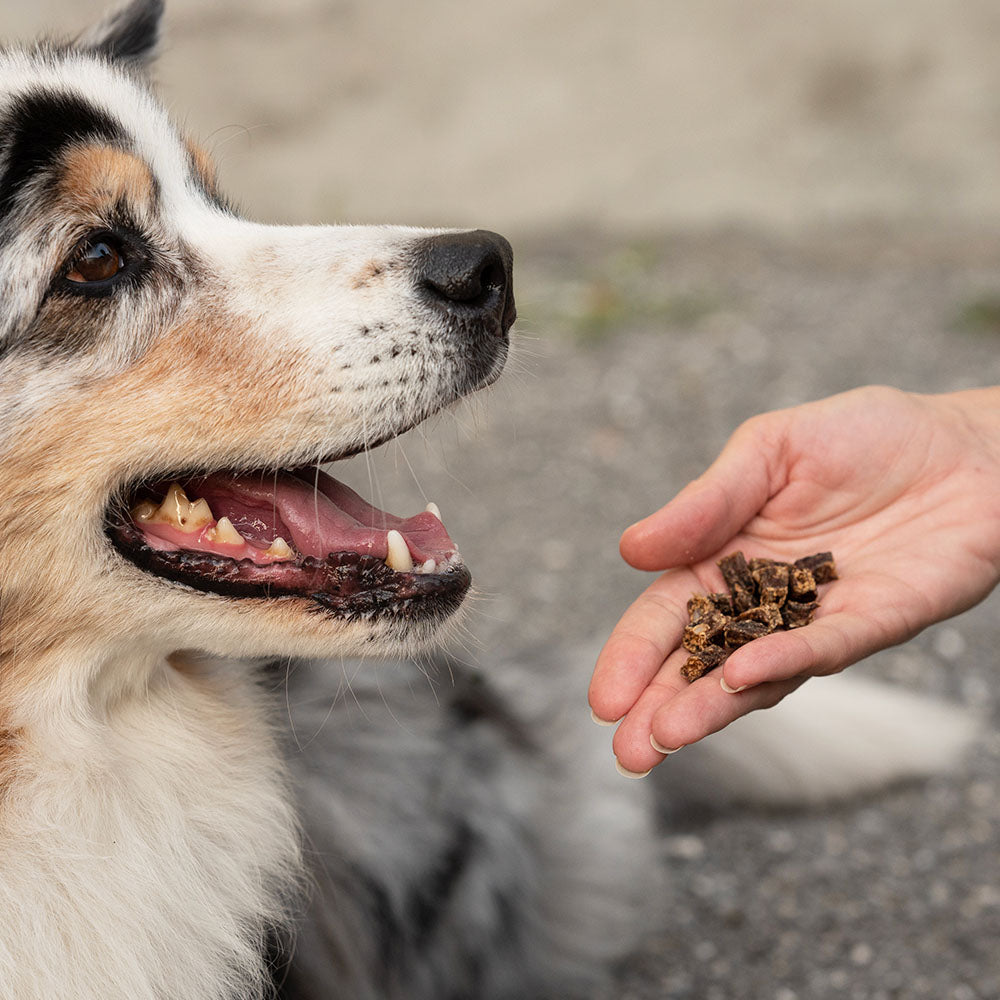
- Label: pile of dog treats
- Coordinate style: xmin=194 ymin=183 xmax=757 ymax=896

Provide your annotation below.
xmin=681 ymin=551 xmax=837 ymax=681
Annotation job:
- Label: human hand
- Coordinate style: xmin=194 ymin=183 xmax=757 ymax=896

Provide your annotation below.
xmin=589 ymin=385 xmax=1000 ymax=776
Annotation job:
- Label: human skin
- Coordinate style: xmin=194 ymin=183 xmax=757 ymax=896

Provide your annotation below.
xmin=589 ymin=385 xmax=1000 ymax=776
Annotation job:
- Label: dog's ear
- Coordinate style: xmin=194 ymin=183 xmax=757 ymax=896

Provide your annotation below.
xmin=75 ymin=0 xmax=165 ymax=70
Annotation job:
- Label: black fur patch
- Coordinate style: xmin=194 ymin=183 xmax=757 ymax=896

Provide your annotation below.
xmin=0 ymin=90 xmax=127 ymax=225
xmin=81 ymin=0 xmax=164 ymax=66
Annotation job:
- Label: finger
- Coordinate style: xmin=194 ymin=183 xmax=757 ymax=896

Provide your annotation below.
xmin=718 ymin=605 xmax=895 ymax=692
xmin=610 ymin=655 xmax=805 ymax=773
xmin=649 ymin=674 xmax=807 ymax=754
xmin=620 ymin=417 xmax=780 ymax=572
xmin=588 ymin=570 xmax=696 ymax=723
xmin=608 ymin=648 xmax=694 ymax=771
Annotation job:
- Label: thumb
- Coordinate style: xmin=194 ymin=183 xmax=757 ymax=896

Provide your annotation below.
xmin=620 ymin=416 xmax=781 ymax=571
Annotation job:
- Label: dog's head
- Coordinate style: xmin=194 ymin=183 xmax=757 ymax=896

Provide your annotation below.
xmin=0 ymin=0 xmax=514 ymax=674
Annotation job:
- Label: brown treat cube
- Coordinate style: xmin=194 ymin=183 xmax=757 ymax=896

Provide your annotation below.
xmin=794 ymin=552 xmax=838 ymax=585
xmin=782 ymin=599 xmax=819 ymax=628
xmin=682 ymin=610 xmax=728 ymax=652
xmin=736 ymin=603 xmax=783 ymax=630
xmin=709 ymin=592 xmax=734 ymax=617
xmin=724 ymin=619 xmax=771 ymax=648
xmin=718 ymin=551 xmax=753 ymax=594
xmin=686 ymin=593 xmax=717 ymax=625
xmin=751 ymin=563 xmax=789 ymax=606
xmin=788 ymin=566 xmax=817 ymax=602
xmin=681 ymin=644 xmax=730 ymax=681
xmin=748 ymin=557 xmax=775 ymax=574
xmin=732 ymin=585 xmax=754 ymax=614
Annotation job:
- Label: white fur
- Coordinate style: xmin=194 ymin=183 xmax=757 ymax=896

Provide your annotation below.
xmin=0 ymin=654 xmax=299 ymax=1000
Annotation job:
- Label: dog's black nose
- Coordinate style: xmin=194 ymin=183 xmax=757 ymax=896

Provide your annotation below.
xmin=415 ymin=229 xmax=516 ymax=333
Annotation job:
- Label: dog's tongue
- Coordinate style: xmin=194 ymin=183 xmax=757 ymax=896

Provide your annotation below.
xmin=140 ymin=469 xmax=457 ymax=567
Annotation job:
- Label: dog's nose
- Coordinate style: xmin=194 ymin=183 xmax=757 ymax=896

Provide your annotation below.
xmin=415 ymin=229 xmax=516 ymax=333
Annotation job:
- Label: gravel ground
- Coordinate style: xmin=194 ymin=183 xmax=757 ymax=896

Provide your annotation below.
xmin=341 ymin=225 xmax=1000 ymax=1000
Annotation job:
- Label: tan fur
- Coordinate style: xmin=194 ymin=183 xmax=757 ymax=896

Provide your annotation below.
xmin=57 ymin=143 xmax=158 ymax=217
xmin=351 ymin=260 xmax=387 ymax=289
xmin=185 ymin=137 xmax=223 ymax=200
xmin=0 ymin=309 xmax=314 ymax=678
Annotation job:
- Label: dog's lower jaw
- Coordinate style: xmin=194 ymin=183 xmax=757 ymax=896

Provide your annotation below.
xmin=0 ymin=646 xmax=301 ymax=1000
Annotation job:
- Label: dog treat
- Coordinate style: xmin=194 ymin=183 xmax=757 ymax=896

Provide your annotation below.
xmin=682 ymin=610 xmax=728 ymax=651
xmin=788 ymin=566 xmax=817 ymax=601
xmin=686 ymin=593 xmax=718 ymax=624
xmin=680 ymin=644 xmax=730 ymax=682
xmin=751 ymin=562 xmax=789 ymax=606
xmin=782 ymin=599 xmax=820 ymax=629
xmin=680 ymin=551 xmax=837 ymax=681
xmin=723 ymin=618 xmax=773 ymax=648
xmin=717 ymin=551 xmax=755 ymax=612
xmin=736 ymin=602 xmax=783 ymax=630
xmin=793 ymin=551 xmax=838 ymax=584
xmin=708 ymin=591 xmax=735 ymax=617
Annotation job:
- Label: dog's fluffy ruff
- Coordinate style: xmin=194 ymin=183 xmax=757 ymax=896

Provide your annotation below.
xmin=0 ymin=653 xmax=299 ymax=1000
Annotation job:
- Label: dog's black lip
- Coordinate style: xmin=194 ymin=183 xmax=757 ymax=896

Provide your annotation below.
xmin=107 ymin=515 xmax=472 ymax=622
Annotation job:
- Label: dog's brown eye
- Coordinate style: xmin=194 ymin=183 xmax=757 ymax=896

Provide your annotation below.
xmin=66 ymin=237 xmax=125 ymax=284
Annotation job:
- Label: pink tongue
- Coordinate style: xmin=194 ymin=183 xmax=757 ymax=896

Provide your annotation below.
xmin=145 ymin=470 xmax=458 ymax=566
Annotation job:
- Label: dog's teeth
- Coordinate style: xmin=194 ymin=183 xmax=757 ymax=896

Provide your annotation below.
xmin=264 ymin=536 xmax=293 ymax=560
xmin=185 ymin=497 xmax=214 ymax=531
xmin=160 ymin=482 xmax=189 ymax=519
xmin=148 ymin=482 xmax=199 ymax=532
xmin=385 ymin=529 xmax=414 ymax=572
xmin=131 ymin=500 xmax=158 ymax=521
xmin=425 ymin=502 xmax=442 ymax=521
xmin=420 ymin=558 xmax=437 ymax=574
xmin=209 ymin=516 xmax=245 ymax=546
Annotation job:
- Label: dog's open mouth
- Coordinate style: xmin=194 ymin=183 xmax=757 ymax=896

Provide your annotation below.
xmin=108 ymin=469 xmax=471 ymax=620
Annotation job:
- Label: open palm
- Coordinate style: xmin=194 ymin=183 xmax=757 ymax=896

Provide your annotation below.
xmin=590 ymin=386 xmax=1000 ymax=775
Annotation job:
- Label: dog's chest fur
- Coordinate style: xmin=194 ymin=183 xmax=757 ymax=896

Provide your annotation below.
xmin=0 ymin=653 xmax=298 ymax=999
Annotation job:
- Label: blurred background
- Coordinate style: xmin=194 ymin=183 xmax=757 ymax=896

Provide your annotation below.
xmin=14 ymin=2 xmax=1000 ymax=998
xmin=13 ymin=1 xmax=1000 ymax=234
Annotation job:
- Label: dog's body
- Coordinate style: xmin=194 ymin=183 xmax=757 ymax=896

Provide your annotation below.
xmin=0 ymin=3 xmax=979 ymax=998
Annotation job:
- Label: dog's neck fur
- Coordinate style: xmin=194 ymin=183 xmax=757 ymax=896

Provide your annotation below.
xmin=0 ymin=644 xmax=300 ymax=1000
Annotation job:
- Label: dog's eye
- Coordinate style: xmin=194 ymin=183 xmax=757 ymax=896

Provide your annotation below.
xmin=66 ymin=234 xmax=126 ymax=284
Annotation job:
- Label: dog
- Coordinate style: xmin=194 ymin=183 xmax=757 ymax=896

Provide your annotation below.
xmin=0 ymin=3 xmax=979 ymax=998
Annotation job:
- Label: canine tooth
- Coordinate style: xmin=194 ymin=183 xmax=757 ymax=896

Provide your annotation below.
xmin=265 ymin=536 xmax=293 ymax=560
xmin=385 ymin=529 xmax=414 ymax=572
xmin=211 ymin=516 xmax=245 ymax=546
xmin=425 ymin=502 xmax=442 ymax=521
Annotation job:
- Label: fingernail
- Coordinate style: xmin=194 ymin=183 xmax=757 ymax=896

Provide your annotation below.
xmin=720 ymin=676 xmax=748 ymax=694
xmin=590 ymin=708 xmax=617 ymax=727
xmin=614 ymin=758 xmax=651 ymax=779
xmin=650 ymin=735 xmax=684 ymax=755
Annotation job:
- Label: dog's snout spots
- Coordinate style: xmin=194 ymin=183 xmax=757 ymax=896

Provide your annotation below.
xmin=352 ymin=260 xmax=387 ymax=289
xmin=414 ymin=230 xmax=516 ymax=334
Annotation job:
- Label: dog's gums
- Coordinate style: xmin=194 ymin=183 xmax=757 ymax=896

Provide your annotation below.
xmin=108 ymin=470 xmax=471 ymax=618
